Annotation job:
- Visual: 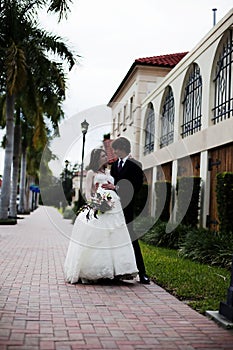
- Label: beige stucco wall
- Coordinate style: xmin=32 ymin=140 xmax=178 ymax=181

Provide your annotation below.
xmin=110 ymin=66 xmax=172 ymax=158
xmin=108 ymin=8 xmax=233 ymax=227
xmin=139 ymin=9 xmax=233 ymax=226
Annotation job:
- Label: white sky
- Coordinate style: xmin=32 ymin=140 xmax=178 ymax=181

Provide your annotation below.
xmin=40 ymin=0 xmax=233 ymax=115
xmin=0 ymin=0 xmax=233 ymax=176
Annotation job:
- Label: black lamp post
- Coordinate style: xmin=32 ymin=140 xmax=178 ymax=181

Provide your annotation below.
xmin=62 ymin=160 xmax=70 ymax=209
xmin=64 ymin=159 xmax=69 ymax=182
xmin=65 ymin=159 xmax=69 ymax=169
xmin=79 ymin=119 xmax=89 ymax=203
xmin=219 ymin=255 xmax=233 ymax=322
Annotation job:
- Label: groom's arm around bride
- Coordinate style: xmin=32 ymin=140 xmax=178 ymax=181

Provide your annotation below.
xmin=104 ymin=137 xmax=150 ymax=285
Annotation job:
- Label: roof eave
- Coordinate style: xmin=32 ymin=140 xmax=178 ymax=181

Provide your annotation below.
xmin=107 ymin=61 xmax=178 ymax=106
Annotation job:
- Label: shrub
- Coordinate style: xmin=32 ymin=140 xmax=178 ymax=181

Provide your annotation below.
xmin=216 ymin=172 xmax=233 ymax=233
xmin=141 ymin=219 xmax=233 ymax=270
xmin=176 ymin=176 xmax=201 ymax=227
xmin=154 ymin=181 xmax=171 ymax=221
xmin=141 ymin=221 xmax=188 ymax=249
xmin=63 ymin=207 xmax=76 ymax=220
xmin=179 ymin=228 xmax=233 ymax=270
xmin=134 ymin=216 xmax=155 ymax=236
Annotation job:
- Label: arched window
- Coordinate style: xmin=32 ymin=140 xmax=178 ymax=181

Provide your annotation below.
xmin=181 ymin=63 xmax=202 ymax=138
xmin=160 ymin=86 xmax=174 ymax=148
xmin=144 ymin=103 xmax=155 ymax=155
xmin=213 ymin=30 xmax=233 ymax=124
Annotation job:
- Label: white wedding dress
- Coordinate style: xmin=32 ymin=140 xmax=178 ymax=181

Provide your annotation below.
xmin=64 ymin=170 xmax=138 ymax=284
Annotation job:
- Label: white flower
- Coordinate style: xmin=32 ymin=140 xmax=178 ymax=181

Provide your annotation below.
xmin=77 ymin=186 xmax=115 ymax=221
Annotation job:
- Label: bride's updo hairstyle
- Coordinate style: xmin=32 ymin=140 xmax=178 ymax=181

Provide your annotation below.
xmin=87 ymin=148 xmax=107 ymax=172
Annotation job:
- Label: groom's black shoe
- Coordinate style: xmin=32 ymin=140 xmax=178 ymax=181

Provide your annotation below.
xmin=139 ymin=274 xmax=150 ymax=284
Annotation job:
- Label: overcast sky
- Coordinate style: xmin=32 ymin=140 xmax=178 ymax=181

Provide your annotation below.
xmin=38 ymin=0 xmax=233 ymax=176
xmin=40 ymin=0 xmax=233 ymax=116
xmin=0 ymin=0 xmax=233 ymax=176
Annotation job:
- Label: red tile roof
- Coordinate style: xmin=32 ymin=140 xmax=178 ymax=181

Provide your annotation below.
xmin=108 ymin=51 xmax=188 ymax=105
xmin=135 ymin=52 xmax=188 ymax=68
xmin=103 ymin=139 xmax=118 ymax=164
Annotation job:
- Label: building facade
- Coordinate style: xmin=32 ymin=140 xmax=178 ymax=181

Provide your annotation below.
xmin=108 ymin=9 xmax=233 ymax=230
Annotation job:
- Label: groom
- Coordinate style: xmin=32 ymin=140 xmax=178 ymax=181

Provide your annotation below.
xmin=103 ymin=136 xmax=150 ymax=284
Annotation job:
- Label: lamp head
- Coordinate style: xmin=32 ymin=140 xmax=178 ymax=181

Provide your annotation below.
xmin=81 ymin=119 xmax=89 ymax=134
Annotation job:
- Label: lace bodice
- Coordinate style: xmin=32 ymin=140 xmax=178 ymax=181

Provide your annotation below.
xmin=85 ymin=169 xmax=114 ymax=201
xmin=93 ymin=171 xmax=114 ymax=185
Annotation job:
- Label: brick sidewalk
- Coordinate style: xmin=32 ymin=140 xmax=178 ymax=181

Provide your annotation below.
xmin=0 ymin=206 xmax=233 ymax=350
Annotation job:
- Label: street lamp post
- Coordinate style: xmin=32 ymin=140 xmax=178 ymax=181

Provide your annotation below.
xmin=79 ymin=119 xmax=89 ymax=205
xmin=65 ymin=159 xmax=69 ymax=171
xmin=219 ymin=255 xmax=233 ymax=322
xmin=64 ymin=159 xmax=69 ymax=183
xmin=63 ymin=159 xmax=70 ymax=208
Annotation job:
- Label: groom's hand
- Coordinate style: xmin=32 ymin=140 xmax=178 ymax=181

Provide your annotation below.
xmin=102 ymin=181 xmax=115 ymax=190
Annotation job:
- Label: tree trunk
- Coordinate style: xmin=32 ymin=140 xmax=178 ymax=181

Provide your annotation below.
xmin=27 ymin=175 xmax=35 ymax=212
xmin=9 ymin=118 xmax=21 ymax=218
xmin=25 ymin=176 xmax=30 ymax=212
xmin=0 ymin=94 xmax=15 ymax=219
xmin=18 ymin=145 xmax=27 ymax=213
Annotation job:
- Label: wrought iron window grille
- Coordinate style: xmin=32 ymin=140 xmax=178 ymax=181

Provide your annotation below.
xmin=212 ymin=30 xmax=233 ymax=124
xmin=160 ymin=86 xmax=175 ymax=148
xmin=144 ymin=103 xmax=155 ymax=155
xmin=181 ymin=64 xmax=202 ymax=138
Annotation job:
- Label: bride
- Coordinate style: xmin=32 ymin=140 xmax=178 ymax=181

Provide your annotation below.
xmin=64 ymin=148 xmax=138 ymax=284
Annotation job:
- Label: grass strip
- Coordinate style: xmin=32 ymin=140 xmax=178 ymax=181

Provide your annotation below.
xmin=140 ymin=241 xmax=231 ymax=314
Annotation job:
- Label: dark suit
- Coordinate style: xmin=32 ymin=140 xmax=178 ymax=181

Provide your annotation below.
xmin=111 ymin=158 xmax=146 ymax=276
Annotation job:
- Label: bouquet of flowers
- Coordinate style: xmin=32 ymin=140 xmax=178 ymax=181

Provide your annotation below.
xmin=78 ymin=185 xmax=114 ymax=221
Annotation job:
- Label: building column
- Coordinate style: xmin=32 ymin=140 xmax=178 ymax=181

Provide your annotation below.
xmin=199 ymin=150 xmax=210 ymax=228
xmin=170 ymin=160 xmax=178 ymax=223
xmin=151 ymin=166 xmax=158 ymax=217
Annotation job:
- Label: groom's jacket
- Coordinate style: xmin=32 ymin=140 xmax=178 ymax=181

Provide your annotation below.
xmin=110 ymin=158 xmax=143 ymax=224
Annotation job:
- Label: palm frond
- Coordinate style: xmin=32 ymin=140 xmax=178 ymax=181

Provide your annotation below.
xmin=48 ymin=0 xmax=73 ymax=21
xmin=6 ymin=42 xmax=27 ymax=95
xmin=33 ymin=110 xmax=48 ymax=150
xmin=30 ymin=28 xmax=77 ymax=70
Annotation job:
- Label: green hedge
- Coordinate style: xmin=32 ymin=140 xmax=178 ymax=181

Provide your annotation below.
xmin=154 ymin=181 xmax=171 ymax=222
xmin=216 ymin=172 xmax=233 ymax=233
xmin=176 ymin=176 xmax=201 ymax=227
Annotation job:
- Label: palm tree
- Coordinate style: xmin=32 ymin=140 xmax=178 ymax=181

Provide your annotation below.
xmin=9 ymin=108 xmax=21 ymax=218
xmin=18 ymin=120 xmax=28 ymax=213
xmin=17 ymin=51 xmax=68 ymax=212
xmin=0 ymin=0 xmax=76 ymax=219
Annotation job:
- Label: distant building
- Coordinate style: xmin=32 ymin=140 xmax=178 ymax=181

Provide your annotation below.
xmin=108 ymin=51 xmax=187 ymax=160
xmin=103 ymin=134 xmax=118 ymax=164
